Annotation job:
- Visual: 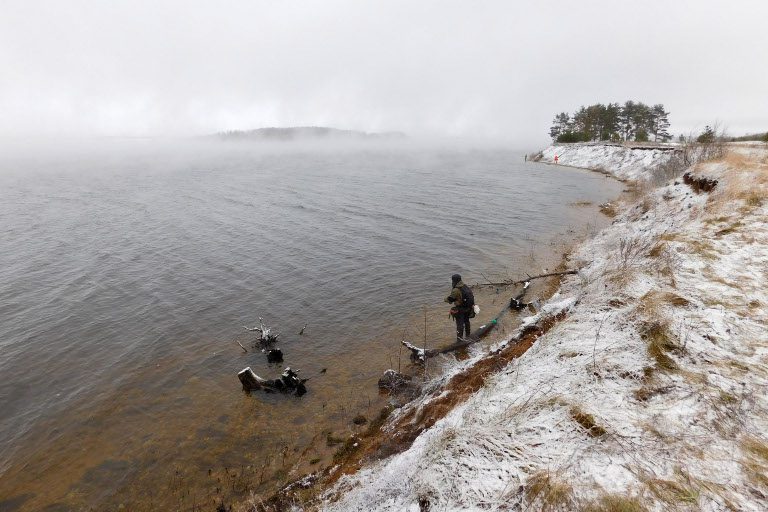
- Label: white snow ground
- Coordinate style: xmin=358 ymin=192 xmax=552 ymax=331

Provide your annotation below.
xmin=540 ymin=143 xmax=677 ymax=181
xmin=322 ymin=145 xmax=768 ymax=511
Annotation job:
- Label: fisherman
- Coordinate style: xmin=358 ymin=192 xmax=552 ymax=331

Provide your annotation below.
xmin=445 ymin=273 xmax=475 ymax=342
xmin=554 ymin=154 xmax=559 ymax=164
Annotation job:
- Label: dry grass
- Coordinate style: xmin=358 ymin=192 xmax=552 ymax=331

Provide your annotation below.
xmin=705 ymin=152 xmax=768 ymax=213
xmin=633 ymin=384 xmax=674 ymax=403
xmin=599 ymin=202 xmax=618 ymax=217
xmin=645 ymin=477 xmax=700 ymax=505
xmin=741 ymin=437 xmax=768 ymax=492
xmin=524 ymin=472 xmax=575 ymax=511
xmin=569 ymin=406 xmax=607 ymax=438
xmin=638 ymin=291 xmax=690 ymax=319
xmin=582 ymin=493 xmax=646 ymax=512
xmin=647 ymin=242 xmax=666 ymax=258
xmin=684 ymin=239 xmax=719 ymax=259
xmin=640 ymin=321 xmax=680 ymax=372
xmin=714 ymin=221 xmax=744 ymax=237
xmin=743 ymin=436 xmax=768 ymax=462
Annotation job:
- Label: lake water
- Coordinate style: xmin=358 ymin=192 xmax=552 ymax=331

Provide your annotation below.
xmin=0 ymin=140 xmax=622 ymax=511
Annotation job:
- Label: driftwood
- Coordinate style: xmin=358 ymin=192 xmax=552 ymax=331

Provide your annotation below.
xmin=243 ymin=317 xmax=280 ymax=344
xmin=402 ymin=317 xmax=501 ymax=362
xmin=473 ymin=269 xmax=578 ymax=288
xmin=238 ymin=366 xmax=307 ymax=396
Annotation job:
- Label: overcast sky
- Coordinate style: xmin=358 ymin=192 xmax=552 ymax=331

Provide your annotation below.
xmin=1 ymin=0 xmax=766 ymax=146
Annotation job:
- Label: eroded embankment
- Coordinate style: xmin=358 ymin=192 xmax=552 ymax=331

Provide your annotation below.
xmin=309 ymin=144 xmax=768 ymax=511
xmin=250 ymin=285 xmax=575 ymax=511
xmin=537 ymin=142 xmax=679 ymax=181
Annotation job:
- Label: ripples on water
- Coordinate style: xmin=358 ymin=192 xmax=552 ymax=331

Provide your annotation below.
xmin=0 ymin=140 xmax=622 ymax=510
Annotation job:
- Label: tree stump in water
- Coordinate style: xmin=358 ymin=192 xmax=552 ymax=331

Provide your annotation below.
xmin=238 ymin=367 xmax=263 ymax=392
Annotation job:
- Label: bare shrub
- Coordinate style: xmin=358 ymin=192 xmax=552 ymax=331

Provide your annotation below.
xmin=649 ymin=123 xmax=728 ymax=185
xmin=617 ymin=236 xmax=654 ymax=270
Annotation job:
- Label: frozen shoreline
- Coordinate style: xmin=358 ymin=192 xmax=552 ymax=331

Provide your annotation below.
xmin=312 ymin=142 xmax=768 ymax=511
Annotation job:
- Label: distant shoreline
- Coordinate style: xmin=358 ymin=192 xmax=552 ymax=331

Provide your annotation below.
xmin=214 ymin=126 xmax=407 ymax=141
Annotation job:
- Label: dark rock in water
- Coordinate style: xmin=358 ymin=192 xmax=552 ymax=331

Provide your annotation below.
xmin=378 ymin=369 xmax=416 ymax=394
xmin=266 ymin=348 xmax=283 ymax=363
xmin=352 ymin=414 xmax=368 ymax=425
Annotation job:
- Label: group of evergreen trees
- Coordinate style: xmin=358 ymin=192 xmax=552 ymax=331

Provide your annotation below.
xmin=549 ymin=101 xmax=672 ymax=143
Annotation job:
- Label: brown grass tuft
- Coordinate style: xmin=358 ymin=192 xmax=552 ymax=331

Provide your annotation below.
xmin=524 ymin=472 xmax=575 ymax=511
xmin=640 ymin=321 xmax=680 ymax=371
xmin=569 ymin=406 xmax=607 ymax=437
xmin=645 ymin=478 xmax=700 ymax=504
xmin=743 ymin=437 xmax=768 ymax=462
xmin=582 ymin=493 xmax=647 ymax=512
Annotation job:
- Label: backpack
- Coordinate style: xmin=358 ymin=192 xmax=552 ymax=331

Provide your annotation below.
xmin=459 ymin=285 xmax=476 ymax=318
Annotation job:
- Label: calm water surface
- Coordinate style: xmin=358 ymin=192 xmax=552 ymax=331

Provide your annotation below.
xmin=0 ymin=140 xmax=622 ymax=510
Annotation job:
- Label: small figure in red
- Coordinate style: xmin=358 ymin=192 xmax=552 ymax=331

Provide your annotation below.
xmin=554 ymin=154 xmax=559 ymax=164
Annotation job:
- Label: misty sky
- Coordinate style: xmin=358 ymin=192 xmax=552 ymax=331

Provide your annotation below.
xmin=1 ymin=0 xmax=766 ymax=146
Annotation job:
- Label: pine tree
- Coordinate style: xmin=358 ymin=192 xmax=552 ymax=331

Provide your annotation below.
xmin=549 ymin=100 xmax=671 ymax=144
xmin=651 ymin=104 xmax=671 ymax=142
xmin=549 ymin=112 xmax=571 ymax=141
xmin=631 ymin=103 xmax=651 ymax=142
xmin=619 ymin=101 xmax=636 ymax=141
xmin=697 ymin=126 xmax=716 ymax=143
xmin=602 ymin=103 xmax=621 ymax=140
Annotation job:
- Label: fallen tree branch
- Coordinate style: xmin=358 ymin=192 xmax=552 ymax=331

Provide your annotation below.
xmin=472 ymin=269 xmax=578 ymax=288
xmin=236 ymin=340 xmax=248 ymax=353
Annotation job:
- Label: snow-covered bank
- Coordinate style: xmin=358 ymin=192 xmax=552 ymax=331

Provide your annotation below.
xmin=322 ymin=145 xmax=768 ymax=511
xmin=539 ymin=143 xmax=678 ymax=181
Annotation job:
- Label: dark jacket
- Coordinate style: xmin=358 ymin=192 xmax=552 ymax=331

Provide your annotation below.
xmin=445 ymin=280 xmax=469 ymax=310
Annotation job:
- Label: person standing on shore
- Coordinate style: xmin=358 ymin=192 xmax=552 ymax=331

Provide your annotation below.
xmin=445 ymin=273 xmax=474 ymax=342
xmin=554 ymin=154 xmax=559 ymax=164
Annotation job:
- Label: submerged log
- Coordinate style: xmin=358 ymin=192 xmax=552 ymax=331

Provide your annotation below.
xmin=402 ymin=318 xmax=500 ymax=362
xmin=402 ymin=281 xmax=537 ymax=363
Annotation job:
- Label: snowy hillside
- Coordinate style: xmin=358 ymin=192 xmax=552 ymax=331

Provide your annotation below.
xmin=539 ymin=143 xmax=678 ymax=181
xmin=320 ymin=146 xmax=768 ymax=511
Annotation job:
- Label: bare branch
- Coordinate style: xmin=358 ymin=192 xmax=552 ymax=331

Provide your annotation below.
xmin=472 ymin=269 xmax=578 ymax=288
